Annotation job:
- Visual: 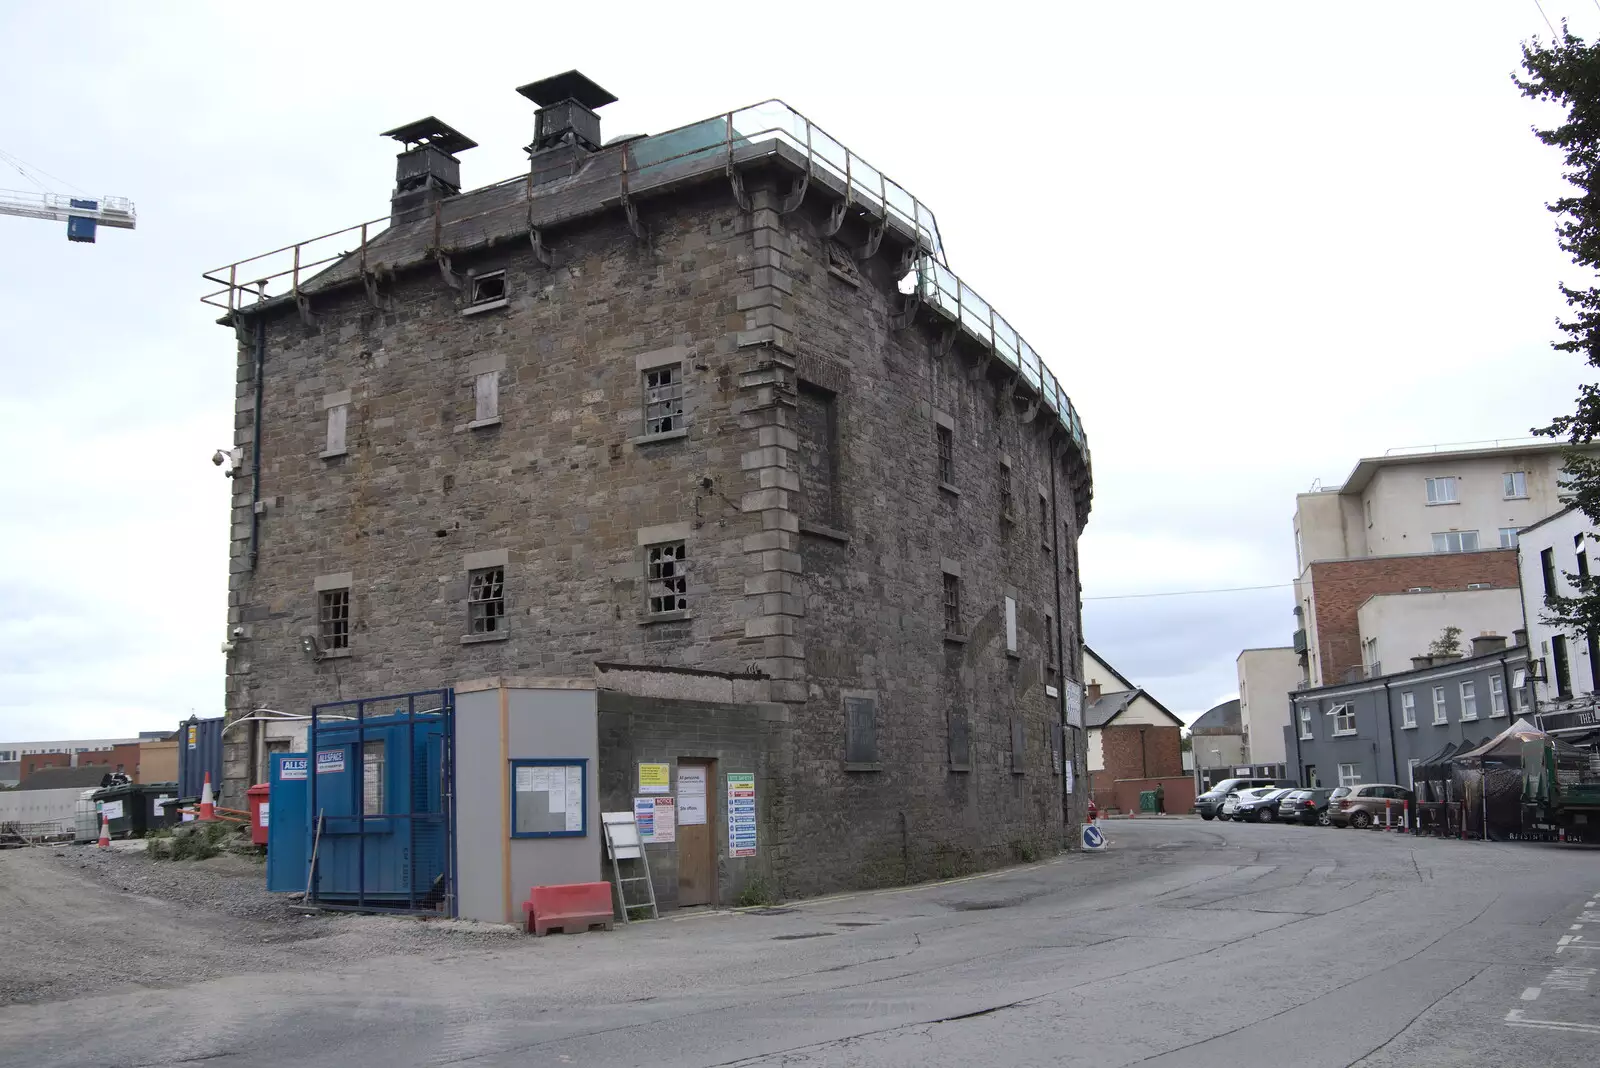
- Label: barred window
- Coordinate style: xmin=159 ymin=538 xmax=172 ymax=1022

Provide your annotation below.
xmin=999 ymin=466 xmax=1014 ymax=521
xmin=468 ymin=567 xmax=506 ymax=634
xmin=647 ymin=541 xmax=688 ymax=614
xmin=943 ymin=572 xmax=961 ymax=634
xmin=318 ymin=589 xmax=350 ymax=650
xmin=936 ymin=424 xmax=954 ymax=485
xmin=643 ymin=365 xmax=684 ymax=436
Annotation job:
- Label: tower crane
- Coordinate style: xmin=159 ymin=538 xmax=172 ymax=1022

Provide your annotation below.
xmin=0 ymin=149 xmax=135 ymax=243
xmin=0 ymin=189 xmax=136 ymax=242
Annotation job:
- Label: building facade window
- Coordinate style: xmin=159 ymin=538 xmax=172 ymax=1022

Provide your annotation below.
xmin=943 ymin=572 xmax=961 ymax=635
xmin=1432 ymin=530 xmax=1479 ymax=553
xmin=318 ymin=589 xmax=350 ymax=650
xmin=1299 ymin=706 xmax=1313 ymax=739
xmin=469 ymin=270 xmax=506 ymax=306
xmin=1339 ymin=763 xmax=1360 ymax=788
xmin=643 ymin=365 xmax=684 ymax=436
xmin=947 ymin=708 xmax=970 ymax=770
xmin=645 ymin=541 xmax=688 ymax=615
xmin=1512 ymin=668 xmax=1530 ymax=712
xmin=1329 ymin=703 xmax=1355 ymax=735
xmin=845 ymin=694 xmax=877 ymax=765
xmin=999 ymin=465 xmax=1015 ymax=522
xmin=473 ymin=371 xmax=499 ymax=425
xmin=324 ymin=403 xmax=348 ymax=457
xmin=1425 ymin=477 xmax=1458 ymax=504
xmin=935 ymin=423 xmax=954 ymax=486
xmin=1432 ymin=685 xmax=1448 ymax=724
xmin=1045 ymin=612 xmax=1057 ymax=680
xmin=1503 ymin=471 xmax=1528 ymax=499
xmin=796 ymin=380 xmax=840 ymax=528
xmin=1459 ymin=680 xmax=1478 ymax=720
xmin=1400 ymin=691 xmax=1416 ymax=728
xmin=1489 ymin=674 xmax=1507 ymax=717
xmin=1039 ymin=494 xmax=1050 ymax=548
xmin=1541 ymin=547 xmax=1558 ymax=598
xmin=468 ymin=567 xmax=506 ymax=635
xmin=1407 ymin=758 xmax=1421 ymax=788
xmin=1499 ymin=527 xmax=1519 ymax=549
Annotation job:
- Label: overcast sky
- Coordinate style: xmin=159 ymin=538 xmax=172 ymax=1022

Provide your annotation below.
xmin=0 ymin=2 xmax=1594 ymax=742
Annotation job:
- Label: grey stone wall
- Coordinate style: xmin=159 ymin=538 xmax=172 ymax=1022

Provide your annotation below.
xmin=223 ymin=163 xmax=1089 ymax=896
xmin=596 ymin=689 xmax=786 ymax=909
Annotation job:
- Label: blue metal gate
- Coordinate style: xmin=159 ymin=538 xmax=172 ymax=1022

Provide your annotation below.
xmin=304 ymin=689 xmax=455 ymax=915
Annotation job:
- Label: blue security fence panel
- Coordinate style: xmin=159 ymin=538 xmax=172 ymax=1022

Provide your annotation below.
xmin=306 ymin=689 xmax=454 ymax=914
xmin=266 ymin=753 xmax=309 ymax=892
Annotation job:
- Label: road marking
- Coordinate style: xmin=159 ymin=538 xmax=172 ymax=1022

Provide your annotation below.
xmin=1573 ymin=924 xmax=1584 ymax=931
xmin=1505 ymin=1009 xmax=1600 ymax=1035
xmin=1521 ymin=987 xmax=1541 ymax=1001
xmin=1557 ymin=934 xmax=1600 ymax=953
xmin=1588 ymin=901 xmax=1597 ymax=908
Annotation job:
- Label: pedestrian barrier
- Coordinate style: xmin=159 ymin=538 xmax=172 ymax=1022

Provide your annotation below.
xmin=523 ymin=882 xmax=615 ymax=936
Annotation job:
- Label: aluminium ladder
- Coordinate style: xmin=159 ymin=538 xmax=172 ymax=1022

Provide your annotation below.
xmin=600 ymin=811 xmax=659 ymax=923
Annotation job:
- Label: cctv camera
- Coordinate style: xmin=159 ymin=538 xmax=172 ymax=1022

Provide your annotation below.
xmin=212 ymin=450 xmax=227 ymax=467
xmin=231 ymin=626 xmax=245 ymax=639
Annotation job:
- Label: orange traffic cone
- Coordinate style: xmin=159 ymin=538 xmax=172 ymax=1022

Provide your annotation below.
xmin=97 ymin=813 xmax=111 ymax=848
xmin=199 ymin=772 xmax=216 ymax=821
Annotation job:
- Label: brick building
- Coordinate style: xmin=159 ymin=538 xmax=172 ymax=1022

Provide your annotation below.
xmin=208 ymin=74 xmax=1094 ymax=897
xmin=1081 ymin=647 xmax=1188 ymax=813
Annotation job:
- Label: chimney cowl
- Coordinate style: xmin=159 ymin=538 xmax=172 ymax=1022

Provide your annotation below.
xmin=517 ymin=70 xmax=618 ymax=156
xmin=381 ymin=117 xmax=477 ymax=225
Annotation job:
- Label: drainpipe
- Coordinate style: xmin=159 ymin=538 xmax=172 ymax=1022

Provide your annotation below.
xmin=247 ymin=317 xmax=265 ymax=570
xmin=1382 ymin=677 xmax=1399 ymax=785
xmin=1291 ymin=696 xmax=1304 ymax=784
xmin=1047 ymin=445 xmax=1071 ymax=832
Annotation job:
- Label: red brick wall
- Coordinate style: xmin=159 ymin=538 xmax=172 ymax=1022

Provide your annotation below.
xmin=1109 ymin=776 xmax=1196 ymax=815
xmin=1100 ymin=724 xmax=1184 ymax=780
xmin=20 ymin=743 xmax=141 ymax=781
xmin=1310 ymin=550 xmax=1519 ymax=682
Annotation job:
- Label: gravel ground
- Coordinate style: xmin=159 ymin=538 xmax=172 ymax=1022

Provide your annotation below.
xmin=0 ymin=844 xmax=522 ymax=1007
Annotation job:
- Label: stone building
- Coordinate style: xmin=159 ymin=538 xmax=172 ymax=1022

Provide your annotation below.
xmin=208 ymin=73 xmax=1094 ymax=898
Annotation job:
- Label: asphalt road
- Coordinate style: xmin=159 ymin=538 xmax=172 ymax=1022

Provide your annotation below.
xmin=2 ymin=818 xmax=1597 ymax=1067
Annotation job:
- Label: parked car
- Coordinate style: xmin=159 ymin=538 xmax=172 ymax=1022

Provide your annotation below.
xmin=1234 ymin=787 xmax=1298 ymax=823
xmin=1279 ymin=788 xmax=1334 ymax=826
xmin=1221 ymin=787 xmax=1279 ymax=820
xmin=1328 ymin=783 xmax=1416 ymax=829
xmin=1194 ymin=777 xmax=1281 ymax=820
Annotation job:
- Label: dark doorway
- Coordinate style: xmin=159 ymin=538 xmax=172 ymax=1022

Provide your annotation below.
xmin=676 ymin=759 xmax=716 ymax=907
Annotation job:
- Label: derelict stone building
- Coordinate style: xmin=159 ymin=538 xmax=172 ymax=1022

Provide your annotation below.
xmin=210 ymin=72 xmax=1094 ymax=899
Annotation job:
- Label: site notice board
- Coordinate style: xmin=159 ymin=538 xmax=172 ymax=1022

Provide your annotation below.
xmin=727 ymin=773 xmax=756 ymax=857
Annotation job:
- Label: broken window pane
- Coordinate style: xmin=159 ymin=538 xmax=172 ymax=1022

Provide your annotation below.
xmin=644 ymin=365 xmax=685 ymax=435
xmin=468 ymin=566 xmax=505 ymax=634
xmin=319 ymin=588 xmax=350 ymax=650
xmin=647 ymin=541 xmax=688 ymax=614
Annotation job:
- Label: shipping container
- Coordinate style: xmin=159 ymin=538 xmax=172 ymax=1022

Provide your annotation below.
xmin=177 ymin=716 xmax=224 ymax=802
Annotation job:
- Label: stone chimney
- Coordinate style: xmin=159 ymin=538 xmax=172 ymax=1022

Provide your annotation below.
xmin=380 ymin=117 xmax=477 ymax=227
xmin=1471 ymin=633 xmax=1508 ymax=657
xmin=517 ymin=70 xmax=618 ymax=187
xmin=1411 ymin=655 xmax=1433 ymax=670
xmin=1513 ymin=627 xmax=1528 ymax=648
xmin=1087 ymin=682 xmax=1101 ymax=703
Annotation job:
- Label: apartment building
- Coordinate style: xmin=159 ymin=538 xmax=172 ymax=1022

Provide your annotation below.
xmin=1235 ymin=647 xmax=1299 ymax=765
xmin=1292 ymin=441 xmax=1577 ymax=689
xmin=1517 ymin=504 xmax=1600 ymax=743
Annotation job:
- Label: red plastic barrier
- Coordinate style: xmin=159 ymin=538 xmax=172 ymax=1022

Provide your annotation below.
xmin=522 ymin=882 xmax=614 ymax=936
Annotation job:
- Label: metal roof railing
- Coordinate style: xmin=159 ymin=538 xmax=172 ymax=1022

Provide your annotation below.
xmin=915 ymin=259 xmax=1088 ymax=457
xmin=201 ymin=99 xmax=945 ymax=313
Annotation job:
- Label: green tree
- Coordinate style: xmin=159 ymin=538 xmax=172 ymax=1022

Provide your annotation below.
xmin=1517 ymin=25 xmax=1600 ymax=639
xmin=1428 ymin=626 xmax=1463 ymax=660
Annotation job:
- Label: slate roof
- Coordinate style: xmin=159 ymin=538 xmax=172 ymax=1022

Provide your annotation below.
xmin=17 ymin=765 xmax=115 ymax=791
xmin=1189 ymin=698 xmax=1241 ymax=735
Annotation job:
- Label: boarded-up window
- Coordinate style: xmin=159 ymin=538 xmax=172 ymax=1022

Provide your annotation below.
xmin=948 ymin=710 xmax=970 ymax=770
xmin=1010 ymin=715 xmax=1025 ymax=774
xmin=474 ymin=372 xmax=499 ymax=422
xmin=1005 ymin=597 xmax=1017 ymax=653
xmin=325 ymin=404 xmax=348 ymax=455
xmin=796 ymin=380 xmax=839 ymax=527
xmin=1050 ymin=723 xmax=1063 ymax=776
xmin=845 ymin=695 xmax=877 ymax=764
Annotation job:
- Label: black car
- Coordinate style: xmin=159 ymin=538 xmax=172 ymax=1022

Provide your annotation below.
xmin=1278 ymin=788 xmax=1334 ymax=826
xmin=1233 ymin=787 xmax=1298 ymax=823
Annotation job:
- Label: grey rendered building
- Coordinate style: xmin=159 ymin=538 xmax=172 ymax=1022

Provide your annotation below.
xmin=1285 ymin=635 xmax=1532 ymax=790
xmin=207 ymin=75 xmax=1094 ymax=898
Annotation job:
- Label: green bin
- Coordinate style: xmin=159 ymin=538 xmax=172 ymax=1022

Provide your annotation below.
xmin=92 ymin=783 xmax=153 ymax=839
xmin=1139 ymin=790 xmax=1158 ymax=813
